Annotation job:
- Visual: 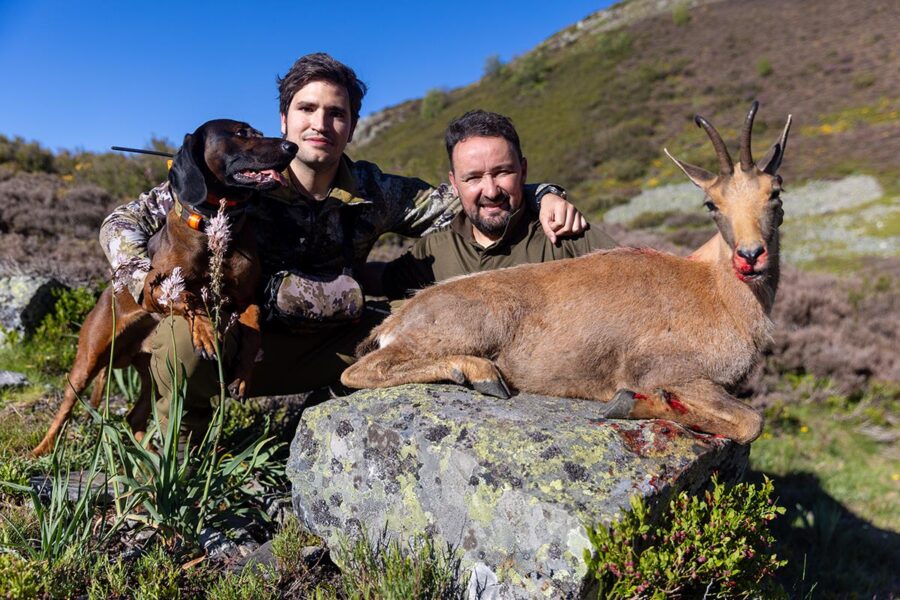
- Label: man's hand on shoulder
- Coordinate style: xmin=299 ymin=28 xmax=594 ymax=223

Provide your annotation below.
xmin=538 ymin=193 xmax=588 ymax=244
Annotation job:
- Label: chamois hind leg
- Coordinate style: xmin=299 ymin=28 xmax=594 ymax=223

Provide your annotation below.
xmin=611 ymin=379 xmax=763 ymax=444
xmin=341 ymin=346 xmax=510 ymax=398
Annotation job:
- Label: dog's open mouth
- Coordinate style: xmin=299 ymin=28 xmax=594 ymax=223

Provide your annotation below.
xmin=232 ymin=169 xmax=287 ymax=187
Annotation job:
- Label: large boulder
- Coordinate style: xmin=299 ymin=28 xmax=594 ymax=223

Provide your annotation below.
xmin=287 ymin=384 xmax=748 ymax=599
xmin=0 ymin=275 xmax=67 ymax=345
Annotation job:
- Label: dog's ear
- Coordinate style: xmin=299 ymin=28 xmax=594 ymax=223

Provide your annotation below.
xmin=169 ymin=132 xmax=207 ymax=206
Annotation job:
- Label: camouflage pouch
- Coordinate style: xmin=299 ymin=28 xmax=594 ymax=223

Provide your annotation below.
xmin=265 ymin=270 xmax=365 ymax=331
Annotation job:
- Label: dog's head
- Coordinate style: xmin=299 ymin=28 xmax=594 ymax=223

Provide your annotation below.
xmin=169 ymin=119 xmax=297 ymax=208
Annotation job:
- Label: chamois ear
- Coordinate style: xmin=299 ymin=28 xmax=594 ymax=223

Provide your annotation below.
xmin=664 ymin=148 xmax=716 ymax=189
xmin=758 ymin=115 xmax=793 ymax=175
xmin=168 ymin=132 xmax=208 ymax=207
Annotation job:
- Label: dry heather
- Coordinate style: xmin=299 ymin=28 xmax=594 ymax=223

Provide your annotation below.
xmin=0 ymin=172 xmax=118 ymax=284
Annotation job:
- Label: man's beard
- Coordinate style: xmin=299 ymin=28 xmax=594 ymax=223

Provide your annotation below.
xmin=465 ymin=193 xmax=513 ymax=238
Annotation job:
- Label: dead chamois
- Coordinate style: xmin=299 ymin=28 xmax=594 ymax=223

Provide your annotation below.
xmin=342 ymin=102 xmax=792 ymax=444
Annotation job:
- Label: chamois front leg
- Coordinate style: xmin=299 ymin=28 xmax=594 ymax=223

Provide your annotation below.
xmin=227 ymin=304 xmax=261 ymax=400
xmin=341 ymin=346 xmax=510 ymax=398
xmin=610 ymin=379 xmax=763 ymax=444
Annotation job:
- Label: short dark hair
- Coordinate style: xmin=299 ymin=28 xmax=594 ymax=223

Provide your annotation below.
xmin=277 ymin=53 xmax=367 ymax=125
xmin=445 ymin=110 xmax=523 ymax=167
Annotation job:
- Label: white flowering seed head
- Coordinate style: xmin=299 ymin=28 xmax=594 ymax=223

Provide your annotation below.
xmin=206 ymin=201 xmax=231 ymax=257
xmin=157 ymin=266 xmax=186 ymax=308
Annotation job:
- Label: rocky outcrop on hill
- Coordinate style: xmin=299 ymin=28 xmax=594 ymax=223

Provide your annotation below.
xmin=287 ymin=384 xmax=748 ymax=598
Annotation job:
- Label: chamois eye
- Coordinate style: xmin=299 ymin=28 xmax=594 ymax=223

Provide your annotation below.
xmin=704 ymin=201 xmax=718 ymax=212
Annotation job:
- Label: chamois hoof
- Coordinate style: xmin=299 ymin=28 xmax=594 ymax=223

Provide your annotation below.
xmin=471 ymin=377 xmax=511 ymax=399
xmin=601 ymin=389 xmax=638 ymax=419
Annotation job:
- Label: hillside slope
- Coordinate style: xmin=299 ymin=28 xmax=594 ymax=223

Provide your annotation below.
xmin=351 ymin=0 xmax=898 ymax=217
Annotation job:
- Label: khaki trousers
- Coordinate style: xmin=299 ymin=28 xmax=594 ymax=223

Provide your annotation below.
xmin=147 ymin=304 xmax=389 ymax=438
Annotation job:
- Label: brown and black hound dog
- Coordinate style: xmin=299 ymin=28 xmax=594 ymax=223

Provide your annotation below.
xmin=32 ymin=119 xmax=297 ymax=456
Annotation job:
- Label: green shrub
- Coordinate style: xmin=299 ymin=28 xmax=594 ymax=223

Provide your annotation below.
xmin=584 ymin=476 xmax=787 ymax=599
xmin=272 ymin=514 xmax=323 ymax=575
xmin=853 ymin=72 xmax=876 ymax=88
xmin=511 ymin=52 xmax=550 ymax=87
xmin=0 ymin=553 xmax=41 ymax=599
xmin=206 ymin=567 xmax=279 ymax=600
xmin=672 ymin=4 xmax=691 ymax=26
xmin=483 ymin=54 xmax=504 ymax=78
xmin=0 ymin=134 xmax=56 ymax=174
xmin=27 ymin=286 xmax=99 ymax=376
xmin=757 ymin=58 xmax=773 ymax=77
xmin=87 ymin=556 xmax=130 ymax=600
xmin=420 ymin=89 xmax=448 ymax=120
xmin=331 ymin=530 xmax=464 ymax=600
xmin=593 ymin=30 xmax=633 ymax=59
xmin=132 ymin=545 xmax=182 ymax=600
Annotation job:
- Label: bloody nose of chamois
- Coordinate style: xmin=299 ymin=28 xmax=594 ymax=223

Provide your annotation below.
xmin=736 ymin=245 xmax=767 ymax=271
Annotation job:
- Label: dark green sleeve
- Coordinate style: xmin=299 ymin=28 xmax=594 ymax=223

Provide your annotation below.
xmin=381 ymin=239 xmax=439 ymax=299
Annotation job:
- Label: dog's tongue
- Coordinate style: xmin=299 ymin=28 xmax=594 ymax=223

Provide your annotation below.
xmin=241 ymin=169 xmax=288 ymax=185
xmin=262 ymin=169 xmax=287 ymax=186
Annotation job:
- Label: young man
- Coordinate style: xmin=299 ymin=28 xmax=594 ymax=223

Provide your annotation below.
xmin=100 ymin=54 xmax=587 ymax=436
xmin=364 ymin=110 xmax=618 ymax=299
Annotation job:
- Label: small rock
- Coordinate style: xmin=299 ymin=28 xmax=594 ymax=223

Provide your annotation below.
xmin=0 ymin=371 xmax=29 ymax=388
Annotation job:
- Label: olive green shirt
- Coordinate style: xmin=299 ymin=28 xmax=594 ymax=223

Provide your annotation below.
xmin=382 ymin=207 xmax=617 ymax=299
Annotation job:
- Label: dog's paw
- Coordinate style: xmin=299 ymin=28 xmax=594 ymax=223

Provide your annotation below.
xmin=190 ymin=316 xmax=219 ymax=359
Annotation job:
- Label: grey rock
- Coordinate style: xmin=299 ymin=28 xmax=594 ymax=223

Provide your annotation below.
xmin=287 ymin=384 xmax=748 ymax=598
xmin=30 ymin=470 xmax=114 ymax=504
xmin=0 ymin=275 xmax=67 ymax=345
xmin=237 ymin=539 xmax=328 ymax=574
xmin=0 ymin=370 xmax=29 ymax=388
xmin=200 ymin=525 xmax=259 ymax=561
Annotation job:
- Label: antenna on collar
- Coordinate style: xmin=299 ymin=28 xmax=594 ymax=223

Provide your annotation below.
xmin=111 ymin=146 xmax=174 ymax=158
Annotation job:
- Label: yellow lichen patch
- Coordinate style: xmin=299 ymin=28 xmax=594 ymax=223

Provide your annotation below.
xmin=466 ymin=482 xmax=506 ymax=525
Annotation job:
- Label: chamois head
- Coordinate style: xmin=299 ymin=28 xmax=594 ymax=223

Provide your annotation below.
xmin=665 ymin=102 xmax=792 ymax=283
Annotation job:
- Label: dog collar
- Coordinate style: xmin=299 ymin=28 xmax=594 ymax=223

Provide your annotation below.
xmin=172 ymin=194 xmax=247 ymax=232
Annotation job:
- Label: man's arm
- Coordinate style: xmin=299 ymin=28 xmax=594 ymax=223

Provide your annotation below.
xmin=352 ymin=160 xmax=585 ymax=240
xmin=99 ymin=180 xmax=173 ymax=301
xmin=361 ymin=239 xmax=437 ymax=300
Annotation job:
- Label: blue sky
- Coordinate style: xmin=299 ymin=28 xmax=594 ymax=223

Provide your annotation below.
xmin=0 ymin=1 xmax=614 ymax=153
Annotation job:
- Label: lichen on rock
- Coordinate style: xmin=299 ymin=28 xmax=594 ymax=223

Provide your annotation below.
xmin=287 ymin=383 xmax=748 ymax=598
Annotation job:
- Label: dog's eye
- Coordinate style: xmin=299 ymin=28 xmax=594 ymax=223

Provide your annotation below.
xmin=234 ymin=130 xmax=248 ymax=138
xmin=704 ymin=201 xmax=718 ymax=212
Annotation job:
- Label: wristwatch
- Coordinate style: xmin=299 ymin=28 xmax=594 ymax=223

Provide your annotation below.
xmin=534 ymin=184 xmax=567 ymax=210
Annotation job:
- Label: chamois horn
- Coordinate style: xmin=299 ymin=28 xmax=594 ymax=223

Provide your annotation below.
xmin=760 ymin=115 xmax=793 ymax=175
xmin=694 ymin=115 xmax=733 ymax=174
xmin=740 ymin=101 xmax=759 ymax=171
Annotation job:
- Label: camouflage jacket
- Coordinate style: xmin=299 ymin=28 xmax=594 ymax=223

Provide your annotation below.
xmin=100 ymin=155 xmax=551 ymax=303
